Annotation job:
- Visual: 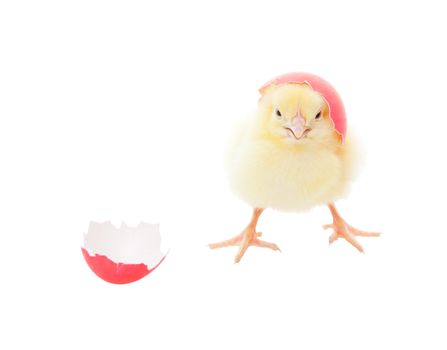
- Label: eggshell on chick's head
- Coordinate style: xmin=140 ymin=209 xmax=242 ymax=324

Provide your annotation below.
xmin=259 ymin=72 xmax=347 ymax=142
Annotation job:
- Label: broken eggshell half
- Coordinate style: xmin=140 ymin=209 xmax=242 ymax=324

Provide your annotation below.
xmin=82 ymin=221 xmax=167 ymax=284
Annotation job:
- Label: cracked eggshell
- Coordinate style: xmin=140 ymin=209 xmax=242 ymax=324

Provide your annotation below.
xmin=82 ymin=221 xmax=166 ymax=284
xmin=259 ymin=72 xmax=347 ymax=142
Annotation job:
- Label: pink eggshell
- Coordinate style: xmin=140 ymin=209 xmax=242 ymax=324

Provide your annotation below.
xmin=82 ymin=221 xmax=166 ymax=284
xmin=259 ymin=72 xmax=347 ymax=141
xmin=82 ymin=248 xmax=165 ymax=284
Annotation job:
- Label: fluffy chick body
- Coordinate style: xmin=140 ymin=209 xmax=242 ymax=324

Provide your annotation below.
xmin=226 ymin=84 xmax=356 ymax=212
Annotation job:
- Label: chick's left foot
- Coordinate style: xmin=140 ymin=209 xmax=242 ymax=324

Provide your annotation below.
xmin=324 ymin=203 xmax=381 ymax=253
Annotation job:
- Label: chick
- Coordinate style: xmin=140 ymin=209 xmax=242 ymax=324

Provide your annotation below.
xmin=209 ymin=72 xmax=380 ymax=263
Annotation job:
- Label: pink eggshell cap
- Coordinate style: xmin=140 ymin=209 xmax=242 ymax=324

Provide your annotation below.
xmin=259 ymin=72 xmax=347 ymax=141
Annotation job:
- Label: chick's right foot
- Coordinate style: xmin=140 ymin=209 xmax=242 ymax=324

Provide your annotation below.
xmin=208 ymin=228 xmax=281 ymax=263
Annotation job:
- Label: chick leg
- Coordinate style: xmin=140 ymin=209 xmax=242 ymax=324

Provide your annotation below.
xmin=324 ymin=203 xmax=380 ymax=253
xmin=208 ymin=208 xmax=281 ymax=263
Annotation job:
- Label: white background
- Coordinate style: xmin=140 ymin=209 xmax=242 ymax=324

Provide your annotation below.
xmin=1 ymin=1 xmax=446 ymax=349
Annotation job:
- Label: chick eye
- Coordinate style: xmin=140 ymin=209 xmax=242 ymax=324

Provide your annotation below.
xmin=315 ymin=111 xmax=322 ymax=119
xmin=275 ymin=109 xmax=282 ymax=118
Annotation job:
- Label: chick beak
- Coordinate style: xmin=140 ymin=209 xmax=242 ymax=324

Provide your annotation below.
xmin=285 ymin=115 xmax=310 ymax=140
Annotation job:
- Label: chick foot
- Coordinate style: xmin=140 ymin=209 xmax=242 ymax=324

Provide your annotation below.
xmin=324 ymin=203 xmax=381 ymax=253
xmin=208 ymin=208 xmax=281 ymax=263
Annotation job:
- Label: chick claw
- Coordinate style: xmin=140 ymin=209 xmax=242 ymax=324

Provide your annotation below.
xmin=208 ymin=208 xmax=281 ymax=263
xmin=209 ymin=229 xmax=281 ymax=263
xmin=324 ymin=203 xmax=381 ymax=253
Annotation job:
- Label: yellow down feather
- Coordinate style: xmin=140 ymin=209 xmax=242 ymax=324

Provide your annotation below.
xmin=226 ymin=83 xmax=357 ymax=212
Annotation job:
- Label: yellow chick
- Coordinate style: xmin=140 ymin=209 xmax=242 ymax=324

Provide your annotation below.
xmin=209 ymin=72 xmax=380 ymax=263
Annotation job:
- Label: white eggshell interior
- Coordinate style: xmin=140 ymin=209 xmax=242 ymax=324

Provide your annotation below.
xmin=83 ymin=221 xmax=164 ymax=267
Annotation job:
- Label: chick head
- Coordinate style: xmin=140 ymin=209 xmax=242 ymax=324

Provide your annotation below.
xmin=257 ymin=83 xmax=341 ymax=148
